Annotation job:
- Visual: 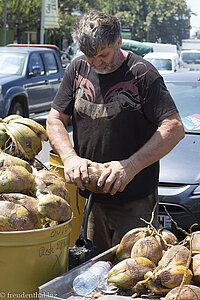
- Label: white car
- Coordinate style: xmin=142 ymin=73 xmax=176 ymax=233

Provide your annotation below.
xmin=179 ymin=50 xmax=200 ymax=71
xmin=144 ymin=52 xmax=179 ymax=75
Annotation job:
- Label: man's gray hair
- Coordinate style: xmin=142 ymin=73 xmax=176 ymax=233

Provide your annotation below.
xmin=72 ymin=11 xmax=121 ymax=57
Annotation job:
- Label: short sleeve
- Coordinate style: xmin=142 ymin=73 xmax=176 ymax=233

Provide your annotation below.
xmin=142 ymin=77 xmax=179 ymax=123
xmin=52 ymin=62 xmax=76 ymax=115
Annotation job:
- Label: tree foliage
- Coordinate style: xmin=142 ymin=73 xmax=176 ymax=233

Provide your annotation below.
xmin=145 ymin=0 xmax=192 ymax=45
xmin=101 ymin=0 xmax=192 ymax=45
xmin=0 ymin=0 xmax=194 ymax=47
xmin=0 ymin=0 xmax=42 ymax=43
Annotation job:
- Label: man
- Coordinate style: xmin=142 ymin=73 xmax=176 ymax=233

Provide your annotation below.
xmin=46 ymin=11 xmax=184 ymax=254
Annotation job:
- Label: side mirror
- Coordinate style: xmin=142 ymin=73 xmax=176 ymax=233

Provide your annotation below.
xmin=29 ymin=65 xmax=41 ymax=77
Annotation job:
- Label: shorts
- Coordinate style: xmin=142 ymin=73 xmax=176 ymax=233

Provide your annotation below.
xmin=87 ymin=189 xmax=158 ymax=255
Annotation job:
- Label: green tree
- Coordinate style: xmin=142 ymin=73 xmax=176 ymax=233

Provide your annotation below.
xmin=0 ymin=0 xmax=42 ymax=43
xmin=0 ymin=0 xmax=194 ymax=47
xmin=145 ymin=0 xmax=191 ymax=45
xmin=101 ymin=0 xmax=192 ymax=45
xmin=57 ymin=0 xmax=102 ymax=46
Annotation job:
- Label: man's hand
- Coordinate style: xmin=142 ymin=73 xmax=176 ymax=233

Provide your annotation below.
xmin=97 ymin=158 xmax=137 ymax=195
xmin=47 ymin=109 xmax=92 ymax=191
xmin=63 ymin=155 xmax=92 ymax=190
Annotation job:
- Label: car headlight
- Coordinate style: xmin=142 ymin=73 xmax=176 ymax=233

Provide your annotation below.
xmin=193 ymin=185 xmax=200 ymax=195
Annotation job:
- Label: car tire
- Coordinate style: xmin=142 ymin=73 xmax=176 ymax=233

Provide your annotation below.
xmin=9 ymin=101 xmax=24 ymax=116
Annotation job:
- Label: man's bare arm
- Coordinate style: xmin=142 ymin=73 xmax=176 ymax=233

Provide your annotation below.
xmin=98 ymin=113 xmax=185 ymax=195
xmin=46 ymin=108 xmax=90 ymax=189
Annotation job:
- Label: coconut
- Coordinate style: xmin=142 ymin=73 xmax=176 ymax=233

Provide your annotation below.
xmin=0 ymin=127 xmax=10 ymax=148
xmin=145 ymin=265 xmax=193 ymax=295
xmin=83 ymin=163 xmax=108 ymax=193
xmin=33 ymin=169 xmax=70 ymax=202
xmin=191 ymin=231 xmax=200 ymax=254
xmin=0 ymin=151 xmax=32 ymax=173
xmin=116 ymin=227 xmax=146 ymax=261
xmin=158 ymin=245 xmax=190 ymax=268
xmin=192 ymin=253 xmax=200 ymax=285
xmin=107 ymin=257 xmax=155 ymax=290
xmin=38 ymin=194 xmax=72 ymax=222
xmin=0 ymin=193 xmax=38 ymax=214
xmin=0 ymin=116 xmax=48 ymax=160
xmin=9 ymin=117 xmax=48 ymax=141
xmin=131 ymin=235 xmax=163 ymax=265
xmin=4 ymin=122 xmax=42 ymax=160
xmin=0 ymin=200 xmax=39 ymax=231
xmin=157 ymin=229 xmax=178 ymax=250
xmin=0 ymin=166 xmax=35 ymax=194
xmin=164 ymin=284 xmax=200 ymax=300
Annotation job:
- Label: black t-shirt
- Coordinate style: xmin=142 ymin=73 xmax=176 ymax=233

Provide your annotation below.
xmin=52 ymin=52 xmax=178 ymax=203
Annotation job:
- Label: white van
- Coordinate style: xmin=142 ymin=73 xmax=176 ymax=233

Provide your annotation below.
xmin=179 ymin=50 xmax=200 ymax=71
xmin=143 ymin=42 xmax=177 ymax=53
xmin=143 ymin=52 xmax=179 ymax=75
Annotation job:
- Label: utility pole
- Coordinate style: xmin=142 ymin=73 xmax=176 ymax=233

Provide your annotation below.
xmin=40 ymin=0 xmax=45 ymax=44
xmin=3 ymin=0 xmax=7 ymax=46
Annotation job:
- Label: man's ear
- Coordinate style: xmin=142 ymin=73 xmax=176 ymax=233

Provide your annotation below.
xmin=118 ymin=36 xmax=122 ymax=48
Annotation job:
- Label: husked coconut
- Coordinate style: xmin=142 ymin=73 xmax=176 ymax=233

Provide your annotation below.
xmin=107 ymin=257 xmax=155 ymax=290
xmin=83 ymin=163 xmax=108 ymax=193
xmin=192 ymin=253 xmax=200 ymax=285
xmin=131 ymin=235 xmax=163 ymax=265
xmin=116 ymin=227 xmax=146 ymax=261
xmin=164 ymin=284 xmax=200 ymax=300
xmin=145 ymin=265 xmax=193 ymax=295
xmin=158 ymin=245 xmax=190 ymax=268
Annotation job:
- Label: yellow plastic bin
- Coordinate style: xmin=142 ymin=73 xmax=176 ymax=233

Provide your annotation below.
xmin=0 ymin=217 xmax=72 ymax=300
xmin=49 ymin=150 xmax=86 ymax=247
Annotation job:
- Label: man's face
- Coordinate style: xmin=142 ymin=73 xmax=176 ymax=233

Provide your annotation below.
xmin=86 ymin=38 xmax=122 ymax=74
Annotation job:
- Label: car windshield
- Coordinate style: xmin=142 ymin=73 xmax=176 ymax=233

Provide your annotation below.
xmin=0 ymin=52 xmax=26 ymax=75
xmin=146 ymin=58 xmax=172 ymax=70
xmin=165 ymin=80 xmax=200 ymax=133
xmin=181 ymin=52 xmax=200 ymax=64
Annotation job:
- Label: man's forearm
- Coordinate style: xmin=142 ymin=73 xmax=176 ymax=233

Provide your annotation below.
xmin=46 ymin=116 xmax=76 ymax=165
xmin=46 ymin=109 xmax=91 ymax=188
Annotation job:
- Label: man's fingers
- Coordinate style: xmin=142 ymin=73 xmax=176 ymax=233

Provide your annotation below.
xmin=80 ymin=166 xmax=89 ymax=183
xmin=97 ymin=168 xmax=111 ymax=187
xmin=73 ymin=168 xmax=85 ymax=190
xmin=76 ymin=177 xmax=86 ymax=190
xmin=64 ymin=173 xmax=72 ymax=184
xmin=107 ymin=174 xmax=124 ymax=195
xmin=118 ymin=184 xmax=126 ymax=193
xmin=101 ymin=172 xmax=118 ymax=194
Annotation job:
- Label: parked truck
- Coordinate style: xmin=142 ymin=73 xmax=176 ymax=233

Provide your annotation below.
xmin=143 ymin=52 xmax=179 ymax=75
xmin=181 ymin=39 xmax=200 ymax=50
xmin=143 ymin=42 xmax=177 ymax=54
xmin=0 ymin=44 xmax=64 ymax=118
xmin=180 ymin=39 xmax=200 ymax=71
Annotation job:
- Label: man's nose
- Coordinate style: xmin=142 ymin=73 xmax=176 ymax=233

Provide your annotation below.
xmin=92 ymin=57 xmax=103 ymax=67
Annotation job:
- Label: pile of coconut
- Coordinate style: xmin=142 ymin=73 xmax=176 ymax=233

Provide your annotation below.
xmin=107 ymin=225 xmax=200 ymax=299
xmin=0 ymin=115 xmax=72 ymax=231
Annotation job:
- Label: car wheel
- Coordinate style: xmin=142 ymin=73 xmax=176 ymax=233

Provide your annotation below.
xmin=9 ymin=102 xmax=24 ymax=116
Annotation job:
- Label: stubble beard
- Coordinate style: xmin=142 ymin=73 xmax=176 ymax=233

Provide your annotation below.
xmin=93 ymin=48 xmax=123 ymax=74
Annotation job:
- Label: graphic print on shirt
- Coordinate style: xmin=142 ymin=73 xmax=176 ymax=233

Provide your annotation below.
xmin=74 ymin=60 xmax=148 ymax=120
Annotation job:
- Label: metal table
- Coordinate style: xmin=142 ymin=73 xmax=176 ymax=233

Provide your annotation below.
xmin=39 ymin=245 xmax=164 ymax=300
